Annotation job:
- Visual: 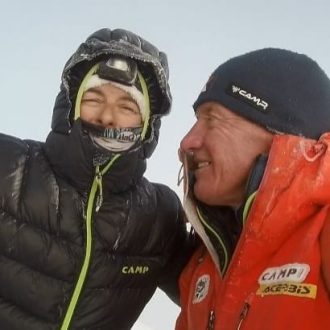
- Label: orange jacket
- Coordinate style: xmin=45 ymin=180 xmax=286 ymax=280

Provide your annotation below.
xmin=176 ymin=134 xmax=330 ymax=330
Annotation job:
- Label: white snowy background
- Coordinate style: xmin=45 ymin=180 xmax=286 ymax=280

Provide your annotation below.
xmin=1 ymin=0 xmax=330 ymax=329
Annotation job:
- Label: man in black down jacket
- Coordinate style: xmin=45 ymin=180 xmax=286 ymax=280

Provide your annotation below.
xmin=0 ymin=28 xmax=193 ymax=330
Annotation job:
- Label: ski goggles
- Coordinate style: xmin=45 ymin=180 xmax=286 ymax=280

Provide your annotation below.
xmin=97 ymin=56 xmax=141 ymax=89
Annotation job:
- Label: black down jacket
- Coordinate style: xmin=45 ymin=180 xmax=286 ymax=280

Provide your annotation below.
xmin=0 ymin=29 xmax=192 ymax=330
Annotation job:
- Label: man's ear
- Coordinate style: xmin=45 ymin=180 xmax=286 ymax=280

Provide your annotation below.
xmin=320 ymin=213 xmax=330 ymax=294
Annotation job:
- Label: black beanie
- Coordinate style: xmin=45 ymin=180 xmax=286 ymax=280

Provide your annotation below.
xmin=194 ymin=48 xmax=330 ymax=139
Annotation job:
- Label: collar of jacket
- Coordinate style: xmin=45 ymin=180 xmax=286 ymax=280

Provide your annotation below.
xmin=44 ymin=119 xmax=146 ymax=196
xmin=184 ymin=153 xmax=269 ymax=274
xmin=237 ymin=153 xmax=269 ymax=223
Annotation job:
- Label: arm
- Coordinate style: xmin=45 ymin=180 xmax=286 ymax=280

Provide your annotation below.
xmin=320 ymin=213 xmax=330 ymax=293
xmin=158 ymin=202 xmax=197 ymax=305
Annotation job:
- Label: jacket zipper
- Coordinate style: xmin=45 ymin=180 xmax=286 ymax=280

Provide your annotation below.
xmin=207 ymin=310 xmax=215 ymax=330
xmin=201 ymin=193 xmax=256 ymax=330
xmin=236 ymin=292 xmax=255 ymax=330
xmin=95 ymin=167 xmax=103 ymax=212
xmin=60 ymin=155 xmax=120 ymax=330
xmin=236 ymin=302 xmax=250 ymax=330
xmin=196 ymin=207 xmax=229 ymax=275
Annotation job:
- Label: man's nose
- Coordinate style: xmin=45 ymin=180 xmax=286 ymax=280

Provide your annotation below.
xmin=179 ymin=123 xmax=202 ymax=153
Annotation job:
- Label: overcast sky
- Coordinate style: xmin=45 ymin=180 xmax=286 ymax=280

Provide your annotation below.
xmin=1 ymin=0 xmax=330 ymax=329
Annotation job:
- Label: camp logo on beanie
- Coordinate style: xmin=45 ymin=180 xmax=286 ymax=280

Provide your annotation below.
xmin=194 ymin=48 xmax=330 ymax=139
xmin=226 ymin=83 xmax=269 ymax=112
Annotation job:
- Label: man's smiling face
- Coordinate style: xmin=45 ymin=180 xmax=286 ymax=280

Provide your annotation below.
xmin=179 ymin=102 xmax=273 ymax=207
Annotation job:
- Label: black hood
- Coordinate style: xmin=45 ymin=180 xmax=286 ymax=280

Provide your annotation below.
xmin=51 ymin=28 xmax=172 ymax=159
xmin=44 ymin=28 xmax=171 ymax=194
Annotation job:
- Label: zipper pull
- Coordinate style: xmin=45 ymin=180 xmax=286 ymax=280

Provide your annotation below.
xmin=95 ymin=166 xmax=103 ymax=212
xmin=236 ymin=302 xmax=250 ymax=330
xmin=207 ymin=310 xmax=215 ymax=330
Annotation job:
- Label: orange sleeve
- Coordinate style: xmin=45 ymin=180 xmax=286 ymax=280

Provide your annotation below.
xmin=320 ymin=213 xmax=330 ymax=293
xmin=175 ymin=247 xmax=203 ymax=330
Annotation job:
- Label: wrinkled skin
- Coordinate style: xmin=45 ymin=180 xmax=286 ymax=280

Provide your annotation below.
xmin=179 ymin=102 xmax=273 ymax=207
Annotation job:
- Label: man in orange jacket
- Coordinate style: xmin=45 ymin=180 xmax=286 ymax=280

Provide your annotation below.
xmin=176 ymin=48 xmax=330 ymax=330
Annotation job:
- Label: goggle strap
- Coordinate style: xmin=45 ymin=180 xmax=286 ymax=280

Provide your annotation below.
xmin=74 ymin=63 xmax=100 ymax=120
xmin=137 ymin=70 xmax=150 ymax=140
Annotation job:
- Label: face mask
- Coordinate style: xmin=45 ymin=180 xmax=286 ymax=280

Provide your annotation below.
xmin=86 ymin=124 xmax=143 ymax=152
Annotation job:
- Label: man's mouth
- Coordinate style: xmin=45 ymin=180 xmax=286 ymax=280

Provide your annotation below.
xmin=178 ymin=149 xmax=210 ymax=171
xmin=196 ymin=161 xmax=210 ymax=169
